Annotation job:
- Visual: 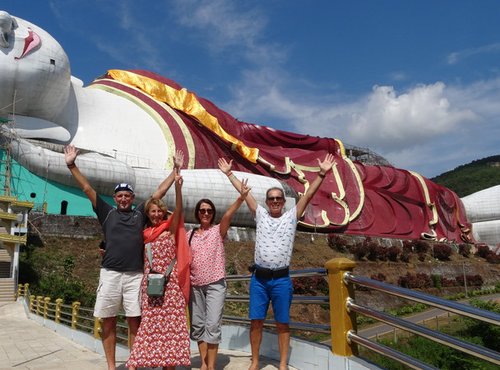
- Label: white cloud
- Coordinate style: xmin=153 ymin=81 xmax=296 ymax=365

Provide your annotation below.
xmin=447 ymin=42 xmax=500 ymax=65
xmin=171 ymin=0 xmax=286 ymax=65
xmin=226 ymin=69 xmax=500 ymax=177
xmin=345 ymin=83 xmax=478 ymax=150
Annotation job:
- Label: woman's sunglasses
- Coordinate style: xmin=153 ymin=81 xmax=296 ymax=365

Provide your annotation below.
xmin=199 ymin=208 xmax=214 ymax=215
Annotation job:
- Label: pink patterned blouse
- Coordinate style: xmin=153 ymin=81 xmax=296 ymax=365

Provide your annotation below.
xmin=188 ymin=224 xmax=226 ymax=286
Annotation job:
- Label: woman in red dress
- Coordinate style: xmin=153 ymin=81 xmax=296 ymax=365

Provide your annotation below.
xmin=127 ymin=171 xmax=191 ymax=370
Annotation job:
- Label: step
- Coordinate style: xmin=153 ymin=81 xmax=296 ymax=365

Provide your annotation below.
xmin=0 ymin=249 xmax=11 ymax=262
xmin=0 ymin=267 xmax=11 ymax=278
xmin=0 ymin=279 xmax=15 ymax=302
xmin=0 ymin=293 xmax=15 ymax=302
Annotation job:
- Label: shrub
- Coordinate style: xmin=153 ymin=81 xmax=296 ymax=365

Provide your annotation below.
xmin=398 ymin=272 xmax=431 ymax=289
xmin=431 ymin=274 xmax=442 ymax=289
xmin=433 ymin=243 xmax=452 ymax=261
xmin=400 ymin=252 xmax=411 ymax=263
xmin=402 ymin=240 xmax=413 ymax=254
xmin=349 ymin=242 xmax=368 ymax=260
xmin=475 ymin=244 xmax=491 ymax=258
xmin=458 ymin=243 xmax=471 ymax=257
xmin=327 ymin=233 xmax=348 ymax=252
xmin=376 ymin=245 xmax=388 ymax=261
xmin=456 ymin=274 xmax=484 ymax=287
xmin=387 ymin=246 xmax=401 ymax=262
xmin=293 ymin=276 xmax=329 ymax=295
xmin=366 ymin=239 xmax=380 ymax=261
xmin=413 ymin=240 xmax=430 ymax=254
xmin=416 ymin=273 xmax=432 ymax=288
xmin=441 ymin=277 xmax=457 ymax=287
xmin=486 ymin=253 xmax=500 ymax=264
xmin=417 ymin=252 xmax=426 ymax=262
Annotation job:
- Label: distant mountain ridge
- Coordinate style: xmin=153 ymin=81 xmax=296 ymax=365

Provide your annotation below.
xmin=432 ymin=155 xmax=500 ymax=197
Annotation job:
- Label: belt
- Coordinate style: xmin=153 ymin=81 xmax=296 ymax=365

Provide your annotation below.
xmin=250 ymin=265 xmax=289 ymax=280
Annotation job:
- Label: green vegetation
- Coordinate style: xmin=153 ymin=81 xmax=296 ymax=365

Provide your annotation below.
xmin=362 ymin=299 xmax=500 ymax=370
xmin=431 ymin=155 xmax=500 ymax=197
xmin=19 ymin=239 xmax=99 ymax=307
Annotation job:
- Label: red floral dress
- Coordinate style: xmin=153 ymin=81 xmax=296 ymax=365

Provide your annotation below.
xmin=126 ymin=232 xmax=191 ymax=368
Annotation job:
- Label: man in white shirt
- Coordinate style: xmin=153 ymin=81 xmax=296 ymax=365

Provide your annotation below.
xmin=219 ymin=154 xmax=335 ymax=370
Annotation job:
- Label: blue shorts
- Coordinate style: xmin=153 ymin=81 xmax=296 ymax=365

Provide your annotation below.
xmin=249 ymin=274 xmax=293 ymax=323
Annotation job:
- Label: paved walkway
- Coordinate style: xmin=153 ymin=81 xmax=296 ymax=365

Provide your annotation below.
xmin=0 ymin=301 xmax=292 ymax=370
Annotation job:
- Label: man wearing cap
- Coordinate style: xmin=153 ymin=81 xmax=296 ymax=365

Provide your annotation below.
xmin=64 ymin=144 xmax=183 ymax=370
xmin=219 ymin=154 xmax=335 ymax=370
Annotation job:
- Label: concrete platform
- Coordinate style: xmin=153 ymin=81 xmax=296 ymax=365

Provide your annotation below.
xmin=0 ymin=301 xmax=293 ymax=369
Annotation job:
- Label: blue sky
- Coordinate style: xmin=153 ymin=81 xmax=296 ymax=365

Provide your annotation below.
xmin=4 ymin=0 xmax=500 ymax=178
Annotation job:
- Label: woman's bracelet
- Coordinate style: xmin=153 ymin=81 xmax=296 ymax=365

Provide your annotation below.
xmin=226 ymin=171 xmax=234 ymax=178
xmin=67 ymin=162 xmax=76 ymax=169
xmin=318 ymin=172 xmax=326 ymax=178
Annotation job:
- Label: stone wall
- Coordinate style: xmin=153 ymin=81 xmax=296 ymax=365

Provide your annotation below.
xmin=28 ymin=213 xmax=102 ymax=239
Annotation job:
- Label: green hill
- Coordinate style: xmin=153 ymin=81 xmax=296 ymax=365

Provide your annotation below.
xmin=431 ymin=155 xmax=500 ymax=197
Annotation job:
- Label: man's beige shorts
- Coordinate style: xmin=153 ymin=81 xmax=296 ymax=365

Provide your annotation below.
xmin=93 ymin=268 xmax=143 ymax=318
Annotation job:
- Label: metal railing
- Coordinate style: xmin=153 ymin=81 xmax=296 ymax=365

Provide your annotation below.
xmin=17 ymin=257 xmax=500 ymax=369
xmin=224 ymin=268 xmax=330 ymax=333
xmin=18 ymin=285 xmax=131 ymax=345
xmin=326 ymin=258 xmax=500 ymax=369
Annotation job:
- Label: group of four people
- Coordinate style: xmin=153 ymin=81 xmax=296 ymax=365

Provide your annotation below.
xmin=64 ymin=144 xmax=334 ymax=370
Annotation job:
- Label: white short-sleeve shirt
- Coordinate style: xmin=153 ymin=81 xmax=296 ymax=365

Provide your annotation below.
xmin=254 ymin=204 xmax=297 ymax=269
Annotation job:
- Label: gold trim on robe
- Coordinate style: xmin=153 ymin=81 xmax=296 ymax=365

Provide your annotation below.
xmin=107 ymin=69 xmax=259 ymax=163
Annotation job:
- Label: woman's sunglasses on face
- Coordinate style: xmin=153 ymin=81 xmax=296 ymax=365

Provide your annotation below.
xmin=199 ymin=208 xmax=214 ymax=215
xmin=267 ymin=196 xmax=284 ymax=202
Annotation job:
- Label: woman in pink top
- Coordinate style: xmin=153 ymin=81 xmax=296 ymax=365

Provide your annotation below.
xmin=187 ymin=170 xmax=250 ymax=370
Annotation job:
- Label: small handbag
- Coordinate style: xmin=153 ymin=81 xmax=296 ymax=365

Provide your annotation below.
xmin=146 ymin=243 xmax=176 ymax=297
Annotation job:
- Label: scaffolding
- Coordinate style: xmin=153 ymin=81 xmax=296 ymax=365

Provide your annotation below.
xmin=0 ymin=115 xmax=13 ymax=197
xmin=344 ymin=143 xmax=393 ymax=167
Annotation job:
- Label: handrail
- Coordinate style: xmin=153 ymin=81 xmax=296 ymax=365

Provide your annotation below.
xmin=347 ymin=298 xmax=500 ymax=364
xmin=324 ymin=258 xmax=500 ymax=368
xmin=223 ymin=315 xmax=331 ymax=333
xmin=17 ymin=268 xmax=330 ymax=345
xmin=344 ymin=272 xmax=500 ymax=325
xmin=347 ymin=331 xmax=438 ymax=370
xmin=224 ymin=268 xmax=329 ymax=334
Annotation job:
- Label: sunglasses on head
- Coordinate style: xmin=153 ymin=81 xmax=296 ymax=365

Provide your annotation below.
xmin=267 ymin=196 xmax=284 ymax=202
xmin=199 ymin=208 xmax=214 ymax=215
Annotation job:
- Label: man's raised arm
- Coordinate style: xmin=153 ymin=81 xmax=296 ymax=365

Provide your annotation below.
xmin=295 ymin=153 xmax=335 ymax=218
xmin=64 ymin=145 xmax=97 ymax=208
xmin=218 ymin=158 xmax=258 ymax=215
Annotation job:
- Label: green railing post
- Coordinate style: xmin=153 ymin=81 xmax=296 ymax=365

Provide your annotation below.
xmin=325 ymin=257 xmax=358 ymax=357
xmin=17 ymin=284 xmax=22 ymax=298
xmin=71 ymin=301 xmax=81 ymax=329
xmin=43 ymin=297 xmax=50 ymax=319
xmin=36 ymin=295 xmax=43 ymax=316
xmin=55 ymin=298 xmax=63 ymax=324
xmin=94 ymin=317 xmax=102 ymax=339
xmin=24 ymin=283 xmax=29 ymax=299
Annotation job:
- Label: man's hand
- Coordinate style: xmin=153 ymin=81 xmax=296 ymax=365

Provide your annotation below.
xmin=318 ymin=153 xmax=336 ymax=175
xmin=173 ymin=150 xmax=184 ymax=169
xmin=64 ymin=145 xmax=79 ymax=166
xmin=218 ymin=158 xmax=233 ymax=175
